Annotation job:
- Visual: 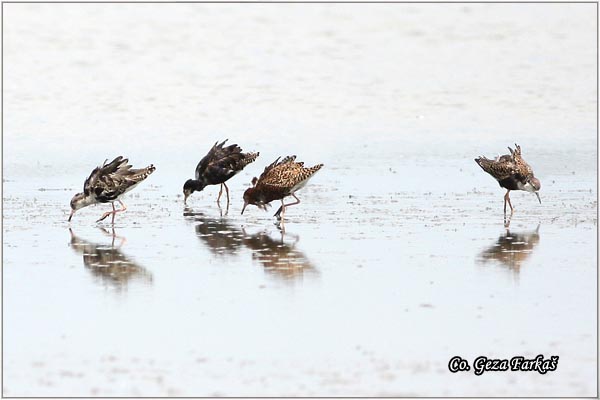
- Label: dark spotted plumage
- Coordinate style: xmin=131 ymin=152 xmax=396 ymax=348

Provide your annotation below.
xmin=475 ymin=144 xmax=541 ymax=213
xmin=183 ymin=139 xmax=259 ymax=205
xmin=241 ymin=155 xmax=323 ymax=222
xmin=69 ymin=156 xmax=155 ymax=222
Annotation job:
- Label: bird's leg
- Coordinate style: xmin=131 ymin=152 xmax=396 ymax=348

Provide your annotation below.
xmin=279 ymin=194 xmax=301 ymax=223
xmin=505 ymin=190 xmax=514 ymax=213
xmin=111 ymin=202 xmax=116 ymax=224
xmin=274 ymin=204 xmax=283 ymax=219
xmin=504 ymin=213 xmax=512 ymax=229
xmin=275 ymin=199 xmax=285 ymax=220
xmin=503 ymin=190 xmax=512 ymax=215
xmin=223 ymin=182 xmax=230 ymax=208
xmin=217 ymin=184 xmax=223 ymax=204
xmin=282 ymin=194 xmax=301 ymax=213
xmin=97 ymin=203 xmax=115 ymax=223
xmin=111 ymin=200 xmax=128 ymax=224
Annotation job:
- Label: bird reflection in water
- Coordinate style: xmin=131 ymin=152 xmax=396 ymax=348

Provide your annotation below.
xmin=185 ymin=207 xmax=317 ymax=281
xmin=242 ymin=229 xmax=318 ymax=281
xmin=69 ymin=227 xmax=152 ymax=291
xmin=193 ymin=215 xmax=245 ymax=257
xmin=478 ymin=224 xmax=541 ymax=273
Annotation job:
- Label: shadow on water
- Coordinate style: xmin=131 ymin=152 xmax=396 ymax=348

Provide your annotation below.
xmin=184 ymin=207 xmax=318 ymax=281
xmin=69 ymin=227 xmax=153 ymax=291
xmin=242 ymin=229 xmax=318 ymax=282
xmin=194 ymin=216 xmax=245 ymax=257
xmin=477 ymin=224 xmax=541 ymax=273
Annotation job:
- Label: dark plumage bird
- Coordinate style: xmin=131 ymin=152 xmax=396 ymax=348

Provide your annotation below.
xmin=475 ymin=143 xmax=541 ymax=214
xmin=241 ymin=155 xmax=323 ymax=221
xmin=183 ymin=139 xmax=259 ymax=206
xmin=69 ymin=156 xmax=155 ymax=223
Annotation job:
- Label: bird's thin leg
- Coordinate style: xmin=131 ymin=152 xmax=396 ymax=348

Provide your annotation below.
xmin=224 ymin=183 xmax=230 ymax=208
xmin=117 ymin=200 xmax=128 ymax=213
xmin=279 ymin=219 xmax=286 ymax=233
xmin=97 ymin=204 xmax=115 ymax=223
xmin=282 ymin=194 xmax=301 ymax=211
xmin=111 ymin=202 xmax=116 ymax=224
xmin=504 ymin=213 xmax=512 ymax=229
xmin=503 ymin=190 xmax=510 ymax=215
xmin=217 ymin=184 xmax=223 ymax=204
xmin=111 ymin=200 xmax=128 ymax=224
xmin=275 ymin=199 xmax=285 ymax=221
xmin=274 ymin=204 xmax=283 ymax=219
xmin=505 ymin=190 xmax=514 ymax=213
xmin=280 ymin=195 xmax=301 ymax=222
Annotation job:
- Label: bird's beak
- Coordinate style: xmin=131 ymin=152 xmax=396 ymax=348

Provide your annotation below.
xmin=68 ymin=210 xmax=75 ymax=222
xmin=184 ymin=193 xmax=189 ymax=204
xmin=241 ymin=202 xmax=248 ymax=215
xmin=535 ymin=191 xmax=541 ymax=204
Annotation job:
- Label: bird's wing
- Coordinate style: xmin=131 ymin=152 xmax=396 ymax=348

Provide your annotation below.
xmin=84 ymin=157 xmax=154 ymax=201
xmin=258 ymin=161 xmax=312 ymax=188
xmin=509 ymin=144 xmax=534 ymax=178
xmin=83 ymin=156 xmax=128 ymax=196
xmin=195 ymin=139 xmax=229 ymax=179
xmin=256 ymin=156 xmax=297 ymax=184
xmin=475 ymin=154 xmax=518 ymax=181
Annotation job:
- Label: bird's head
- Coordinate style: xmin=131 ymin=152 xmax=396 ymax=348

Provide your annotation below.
xmin=241 ymin=187 xmax=254 ymax=215
xmin=183 ymin=180 xmax=204 ymax=203
xmin=241 ymin=187 xmax=268 ymax=215
xmin=525 ymin=176 xmax=542 ymax=204
xmin=68 ymin=192 xmax=91 ymax=221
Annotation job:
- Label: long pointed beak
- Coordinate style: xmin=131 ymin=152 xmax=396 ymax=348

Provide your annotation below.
xmin=535 ymin=191 xmax=541 ymax=204
xmin=241 ymin=202 xmax=248 ymax=215
xmin=184 ymin=193 xmax=189 ymax=204
xmin=68 ymin=210 xmax=75 ymax=222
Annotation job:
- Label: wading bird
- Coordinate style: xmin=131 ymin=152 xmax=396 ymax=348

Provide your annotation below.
xmin=183 ymin=139 xmax=259 ymax=207
xmin=241 ymin=155 xmax=323 ymax=222
xmin=69 ymin=156 xmax=155 ymax=223
xmin=475 ymin=143 xmax=541 ymax=214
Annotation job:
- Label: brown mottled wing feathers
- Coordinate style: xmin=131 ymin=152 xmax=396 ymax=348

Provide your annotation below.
xmin=84 ymin=156 xmax=155 ymax=201
xmin=476 ymin=144 xmax=534 ymax=182
xmin=509 ymin=144 xmax=534 ymax=178
xmin=257 ymin=156 xmax=323 ymax=190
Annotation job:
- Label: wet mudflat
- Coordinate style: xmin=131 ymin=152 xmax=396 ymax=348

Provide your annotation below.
xmin=3 ymin=3 xmax=597 ymax=397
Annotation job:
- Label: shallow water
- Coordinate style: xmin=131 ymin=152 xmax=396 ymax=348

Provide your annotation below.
xmin=3 ymin=3 xmax=597 ymax=396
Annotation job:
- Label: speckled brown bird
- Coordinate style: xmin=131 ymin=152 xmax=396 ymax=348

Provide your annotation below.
xmin=183 ymin=139 xmax=259 ymax=207
xmin=475 ymin=143 xmax=541 ymax=214
xmin=69 ymin=156 xmax=155 ymax=223
xmin=241 ymin=155 xmax=323 ymax=221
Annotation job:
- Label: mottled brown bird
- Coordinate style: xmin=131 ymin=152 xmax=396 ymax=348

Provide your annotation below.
xmin=475 ymin=144 xmax=541 ymax=214
xmin=183 ymin=139 xmax=259 ymax=207
xmin=69 ymin=156 xmax=155 ymax=223
xmin=241 ymin=155 xmax=323 ymax=221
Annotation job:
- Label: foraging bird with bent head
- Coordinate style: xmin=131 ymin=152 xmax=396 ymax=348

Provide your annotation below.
xmin=241 ymin=155 xmax=323 ymax=221
xmin=69 ymin=156 xmax=155 ymax=223
xmin=183 ymin=139 xmax=259 ymax=206
xmin=475 ymin=143 xmax=541 ymax=214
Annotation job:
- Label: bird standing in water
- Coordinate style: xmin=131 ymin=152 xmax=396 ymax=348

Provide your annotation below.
xmin=241 ymin=155 xmax=323 ymax=222
xmin=69 ymin=156 xmax=155 ymax=223
xmin=475 ymin=143 xmax=541 ymax=214
xmin=183 ymin=139 xmax=259 ymax=207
